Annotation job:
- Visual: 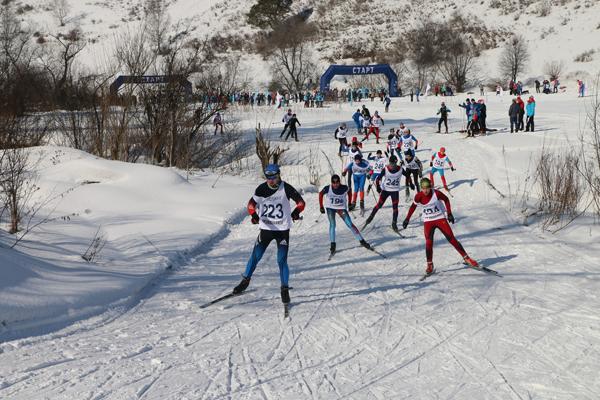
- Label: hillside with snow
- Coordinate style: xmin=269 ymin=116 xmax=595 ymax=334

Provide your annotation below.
xmin=9 ymin=0 xmax=600 ymax=87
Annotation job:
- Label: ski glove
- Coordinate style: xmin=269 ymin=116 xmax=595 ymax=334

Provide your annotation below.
xmin=342 ymin=171 xmax=347 ymax=177
xmin=402 ymin=219 xmax=409 ymax=229
xmin=251 ymin=213 xmax=260 ymax=224
xmin=320 ymin=206 xmax=325 ymax=214
xmin=430 ymin=161 xmax=433 ymax=167
xmin=451 ymin=166 xmax=455 ymax=171
xmin=447 ymin=213 xmax=455 ymax=224
xmin=376 ymin=184 xmax=382 ymax=193
xmin=291 ymin=209 xmax=301 ymax=221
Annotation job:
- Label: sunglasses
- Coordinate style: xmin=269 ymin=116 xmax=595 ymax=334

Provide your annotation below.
xmin=266 ymin=175 xmax=278 ymax=180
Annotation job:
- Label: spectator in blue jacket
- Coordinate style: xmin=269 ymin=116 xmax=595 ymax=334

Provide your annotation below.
xmin=525 ymin=96 xmax=536 ymax=132
xmin=352 ymin=109 xmax=363 ymax=133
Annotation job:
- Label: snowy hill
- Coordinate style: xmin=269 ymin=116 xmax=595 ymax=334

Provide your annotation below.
xmin=10 ymin=0 xmax=600 ymax=87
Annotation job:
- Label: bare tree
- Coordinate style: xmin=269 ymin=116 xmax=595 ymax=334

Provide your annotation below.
xmin=51 ymin=0 xmax=71 ymax=27
xmin=438 ymin=35 xmax=478 ymax=93
xmin=262 ymin=22 xmax=318 ymax=93
xmin=144 ymin=0 xmax=170 ymax=55
xmin=404 ymin=20 xmax=447 ymax=89
xmin=543 ymin=60 xmax=564 ymax=81
xmin=499 ymin=34 xmax=529 ymax=82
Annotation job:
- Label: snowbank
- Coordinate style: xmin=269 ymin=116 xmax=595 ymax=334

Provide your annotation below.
xmin=0 ymin=146 xmax=256 ymax=341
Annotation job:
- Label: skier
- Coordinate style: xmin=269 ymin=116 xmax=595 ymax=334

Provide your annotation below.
xmin=399 ymin=129 xmax=419 ymax=157
xmin=319 ymin=174 xmax=372 ymax=255
xmin=429 ymin=147 xmax=455 ymax=192
xmin=284 ymin=113 xmax=301 ymax=141
xmin=345 ymin=137 xmax=363 ymax=200
xmin=334 ymin=122 xmax=349 ymax=156
xmin=367 ymin=150 xmax=386 ymax=194
xmin=279 ymin=109 xmax=293 ymax=138
xmin=361 ymin=116 xmax=372 ymax=139
xmin=361 ymin=104 xmax=371 ymax=119
xmin=402 ymin=177 xmax=479 ymax=276
xmin=233 ymin=164 xmax=305 ymax=307
xmin=402 ymin=150 xmax=423 ymax=200
xmin=368 ymin=111 xmax=384 ymax=143
xmin=436 ymin=102 xmax=450 ymax=133
xmin=386 ymin=130 xmax=402 ymax=160
xmin=213 ymin=112 xmax=224 ymax=135
xmin=384 ymin=95 xmax=391 ymax=112
xmin=363 ymin=155 xmax=403 ymax=232
xmin=342 ymin=153 xmax=371 ymax=212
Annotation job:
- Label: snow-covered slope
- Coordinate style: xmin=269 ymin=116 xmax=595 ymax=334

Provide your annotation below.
xmin=1 ymin=88 xmax=600 ymax=398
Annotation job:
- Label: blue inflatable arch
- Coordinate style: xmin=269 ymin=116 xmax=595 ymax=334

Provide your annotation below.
xmin=319 ymin=64 xmax=398 ymax=97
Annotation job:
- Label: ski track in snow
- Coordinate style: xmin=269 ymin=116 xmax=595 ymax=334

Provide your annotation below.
xmin=2 ymin=106 xmax=600 ymax=399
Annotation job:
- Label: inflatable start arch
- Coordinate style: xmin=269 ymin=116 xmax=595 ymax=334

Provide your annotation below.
xmin=319 ymin=64 xmax=398 ymax=97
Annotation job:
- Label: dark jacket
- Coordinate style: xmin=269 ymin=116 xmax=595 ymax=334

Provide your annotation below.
xmin=508 ymin=103 xmax=520 ymax=118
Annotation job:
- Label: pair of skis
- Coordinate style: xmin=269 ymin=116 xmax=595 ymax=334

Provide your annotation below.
xmin=328 ymin=244 xmax=387 ymax=261
xmin=200 ymin=290 xmax=291 ymax=318
xmin=418 ymin=263 xmax=501 ymax=281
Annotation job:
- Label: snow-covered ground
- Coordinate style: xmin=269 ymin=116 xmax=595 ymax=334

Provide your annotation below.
xmin=1 ymin=87 xmax=600 ymax=398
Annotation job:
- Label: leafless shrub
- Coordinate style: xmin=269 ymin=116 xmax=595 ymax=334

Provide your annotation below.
xmin=307 ymin=146 xmax=321 ymax=187
xmin=574 ymin=49 xmax=595 ymax=62
xmin=255 ymin=123 xmax=287 ymax=172
xmin=0 ymin=147 xmax=39 ymax=234
xmin=82 ymin=226 xmax=106 ymax=262
xmin=538 ymin=0 xmax=552 ymax=16
xmin=534 ymin=147 xmax=583 ymax=229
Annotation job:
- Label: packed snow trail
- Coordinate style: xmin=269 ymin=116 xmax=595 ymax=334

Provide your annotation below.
xmin=2 ymin=105 xmax=600 ymax=398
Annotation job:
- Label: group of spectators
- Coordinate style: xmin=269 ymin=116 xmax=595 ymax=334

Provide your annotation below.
xmin=508 ymin=95 xmax=536 ymax=132
xmin=536 ymin=79 xmax=560 ymax=94
xmin=458 ymin=98 xmax=488 ymax=137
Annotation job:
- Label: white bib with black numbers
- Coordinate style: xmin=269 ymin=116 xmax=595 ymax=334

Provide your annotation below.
xmin=351 ymin=162 xmax=370 ymax=176
xmin=337 ymin=127 xmax=348 ymax=139
xmin=432 ymin=154 xmax=448 ymax=169
xmin=404 ymin=157 xmax=420 ymax=170
xmin=326 ymin=186 xmax=347 ymax=210
xmin=381 ymin=167 xmax=403 ymax=192
xmin=373 ymin=158 xmax=386 ymax=174
xmin=421 ymin=190 xmax=446 ymax=222
xmin=347 ymin=148 xmax=361 ymax=165
xmin=401 ymin=136 xmax=416 ymax=151
xmin=258 ymin=183 xmax=292 ymax=231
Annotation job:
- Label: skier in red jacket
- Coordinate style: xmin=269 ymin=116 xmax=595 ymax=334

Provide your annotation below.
xmin=402 ymin=177 xmax=479 ymax=276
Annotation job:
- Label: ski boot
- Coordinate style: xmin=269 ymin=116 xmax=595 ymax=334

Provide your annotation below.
xmin=330 ymin=242 xmax=336 ymax=253
xmin=362 ymin=214 xmax=373 ymax=229
xmin=391 ymin=221 xmax=399 ymax=232
xmin=425 ymin=262 xmax=435 ymax=275
xmin=360 ymin=200 xmax=365 ymax=210
xmin=359 ymin=239 xmax=372 ymax=250
xmin=349 ymin=202 xmax=356 ymax=211
xmin=280 ymin=286 xmax=290 ymax=304
xmin=233 ymin=276 xmax=250 ymax=294
xmin=464 ymin=256 xmax=480 ymax=268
